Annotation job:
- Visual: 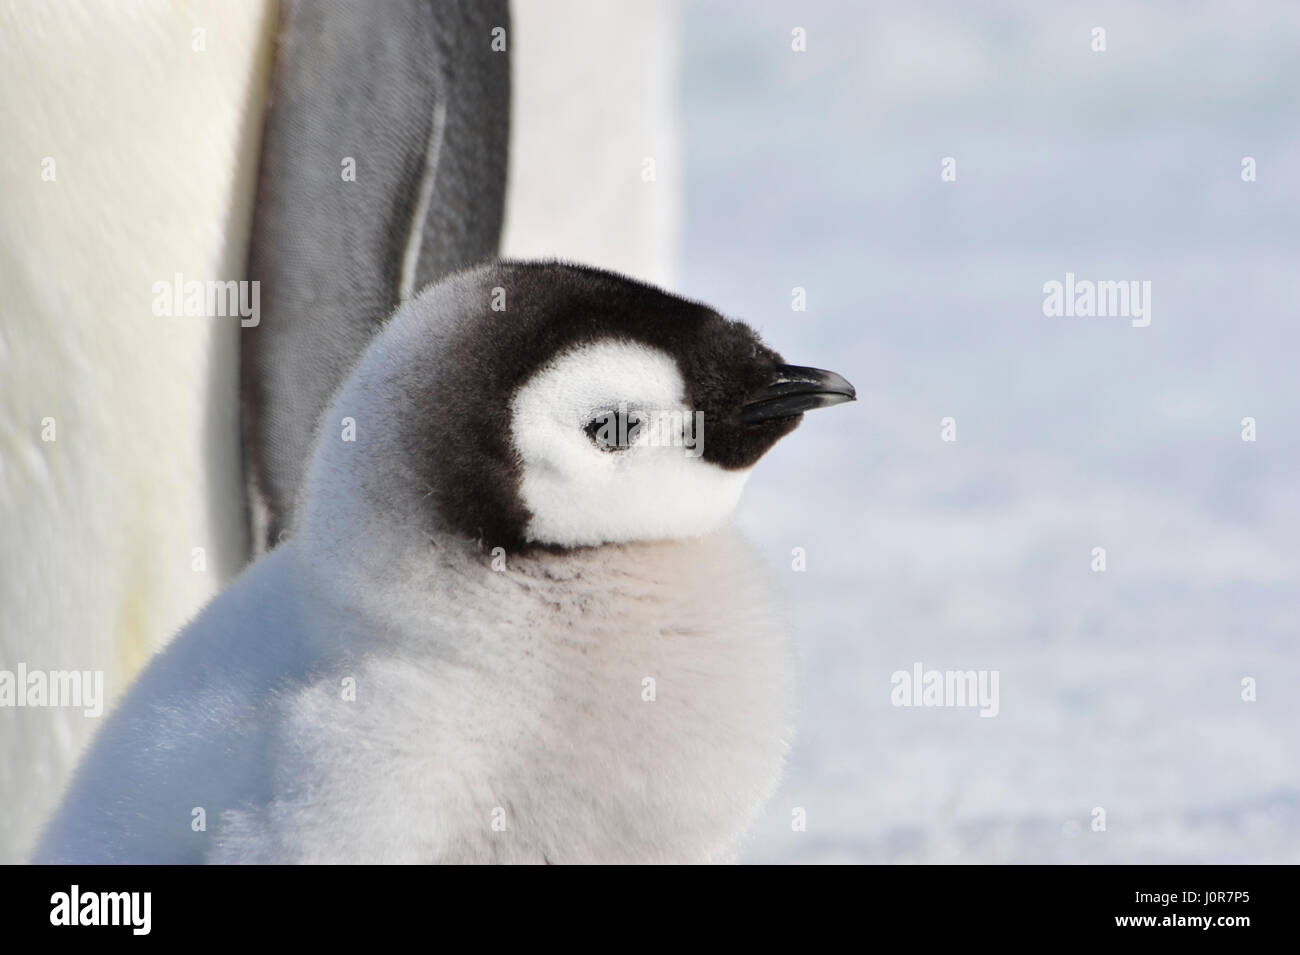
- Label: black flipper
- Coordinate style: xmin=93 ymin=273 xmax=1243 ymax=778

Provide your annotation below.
xmin=241 ymin=0 xmax=510 ymax=549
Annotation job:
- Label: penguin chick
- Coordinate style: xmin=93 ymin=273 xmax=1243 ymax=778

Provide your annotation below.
xmin=35 ymin=261 xmax=856 ymax=864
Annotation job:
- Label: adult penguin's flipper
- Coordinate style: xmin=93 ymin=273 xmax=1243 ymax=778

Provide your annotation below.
xmin=242 ymin=0 xmax=510 ymax=549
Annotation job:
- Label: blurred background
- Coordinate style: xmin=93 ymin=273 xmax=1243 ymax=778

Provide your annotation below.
xmin=2 ymin=0 xmax=1296 ymax=863
xmin=680 ymin=0 xmax=1300 ymax=862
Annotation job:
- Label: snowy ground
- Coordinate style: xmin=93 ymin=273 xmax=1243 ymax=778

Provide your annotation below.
xmin=674 ymin=0 xmax=1300 ymax=863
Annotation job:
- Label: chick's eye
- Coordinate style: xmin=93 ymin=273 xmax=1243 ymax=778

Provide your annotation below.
xmin=584 ymin=410 xmax=639 ymax=452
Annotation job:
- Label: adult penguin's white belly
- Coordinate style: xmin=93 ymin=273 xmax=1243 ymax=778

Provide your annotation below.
xmin=0 ymin=0 xmax=275 ymax=863
xmin=503 ymin=0 xmax=681 ymax=288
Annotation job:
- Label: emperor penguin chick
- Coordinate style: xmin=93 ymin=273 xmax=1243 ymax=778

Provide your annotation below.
xmin=35 ymin=261 xmax=856 ymax=864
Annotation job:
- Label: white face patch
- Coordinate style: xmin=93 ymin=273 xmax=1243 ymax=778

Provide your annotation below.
xmin=510 ymin=339 xmax=752 ymax=547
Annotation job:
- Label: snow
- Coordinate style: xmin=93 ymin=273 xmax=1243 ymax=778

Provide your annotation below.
xmin=675 ymin=0 xmax=1300 ymax=863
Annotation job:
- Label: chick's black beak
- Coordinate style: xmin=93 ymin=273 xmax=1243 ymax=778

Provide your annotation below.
xmin=739 ymin=364 xmax=857 ymax=424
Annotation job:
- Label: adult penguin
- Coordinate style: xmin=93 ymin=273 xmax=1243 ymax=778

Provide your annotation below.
xmin=0 ymin=0 xmax=512 ymax=862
